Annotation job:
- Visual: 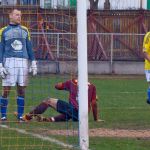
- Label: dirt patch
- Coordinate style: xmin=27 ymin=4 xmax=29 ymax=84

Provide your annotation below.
xmin=38 ymin=128 xmax=150 ymax=138
xmin=89 ymin=128 xmax=150 ymax=138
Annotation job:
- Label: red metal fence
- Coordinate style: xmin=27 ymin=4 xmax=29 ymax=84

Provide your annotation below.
xmin=0 ymin=7 xmax=148 ymax=61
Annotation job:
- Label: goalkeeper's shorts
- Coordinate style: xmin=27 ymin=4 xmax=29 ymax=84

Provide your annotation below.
xmin=2 ymin=57 xmax=29 ymax=86
xmin=57 ymin=100 xmax=78 ymax=121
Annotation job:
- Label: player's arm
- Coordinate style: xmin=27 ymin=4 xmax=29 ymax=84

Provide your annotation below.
xmin=0 ymin=28 xmax=5 ymax=63
xmin=22 ymin=26 xmax=37 ymax=75
xmin=143 ymin=32 xmax=150 ymax=62
xmin=55 ymin=82 xmax=65 ymax=90
xmin=21 ymin=26 xmax=35 ymax=60
xmin=143 ymin=51 xmax=150 ymax=62
xmin=91 ymin=95 xmax=99 ymax=121
xmin=55 ymin=80 xmax=70 ymax=90
xmin=90 ymin=85 xmax=100 ymax=121
xmin=26 ymin=28 xmax=35 ymax=61
xmin=0 ymin=27 xmax=9 ymax=78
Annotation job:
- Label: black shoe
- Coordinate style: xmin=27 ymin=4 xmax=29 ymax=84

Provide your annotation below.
xmin=147 ymin=99 xmax=150 ymax=104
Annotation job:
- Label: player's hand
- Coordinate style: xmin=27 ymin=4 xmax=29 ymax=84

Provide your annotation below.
xmin=0 ymin=63 xmax=8 ymax=79
xmin=29 ymin=60 xmax=37 ymax=76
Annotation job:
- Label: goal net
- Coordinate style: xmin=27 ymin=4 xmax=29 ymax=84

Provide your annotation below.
xmin=0 ymin=0 xmax=89 ymax=150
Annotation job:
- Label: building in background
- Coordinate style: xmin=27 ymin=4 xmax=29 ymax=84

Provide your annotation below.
xmin=0 ymin=0 xmax=149 ymax=10
xmin=39 ymin=0 xmax=150 ymax=10
xmin=40 ymin=0 xmax=75 ymax=9
xmin=1 ymin=0 xmax=17 ymax=5
xmin=98 ymin=0 xmax=147 ymax=10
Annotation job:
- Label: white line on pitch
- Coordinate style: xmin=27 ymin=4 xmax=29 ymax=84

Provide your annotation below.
xmin=0 ymin=124 xmax=78 ymax=149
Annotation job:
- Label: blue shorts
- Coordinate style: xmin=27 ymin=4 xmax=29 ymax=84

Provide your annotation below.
xmin=57 ymin=100 xmax=78 ymax=121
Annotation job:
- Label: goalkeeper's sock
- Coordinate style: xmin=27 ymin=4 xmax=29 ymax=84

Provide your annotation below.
xmin=0 ymin=97 xmax=8 ymax=118
xmin=30 ymin=102 xmax=49 ymax=116
xmin=17 ymin=96 xmax=25 ymax=119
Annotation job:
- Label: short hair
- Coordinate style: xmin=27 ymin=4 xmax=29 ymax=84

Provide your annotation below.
xmin=8 ymin=9 xmax=21 ymax=14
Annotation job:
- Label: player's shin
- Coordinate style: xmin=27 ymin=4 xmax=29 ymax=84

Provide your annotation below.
xmin=17 ymin=96 xmax=25 ymax=119
xmin=30 ymin=102 xmax=49 ymax=116
xmin=0 ymin=97 xmax=8 ymax=119
xmin=147 ymin=88 xmax=150 ymax=104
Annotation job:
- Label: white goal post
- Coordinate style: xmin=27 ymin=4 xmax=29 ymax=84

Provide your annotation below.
xmin=77 ymin=0 xmax=89 ymax=150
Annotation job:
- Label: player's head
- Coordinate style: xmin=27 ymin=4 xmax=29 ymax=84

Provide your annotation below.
xmin=9 ymin=9 xmax=22 ymax=25
xmin=72 ymin=78 xmax=78 ymax=84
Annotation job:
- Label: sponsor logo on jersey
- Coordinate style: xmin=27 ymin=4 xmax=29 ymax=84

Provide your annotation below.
xmin=11 ymin=40 xmax=23 ymax=51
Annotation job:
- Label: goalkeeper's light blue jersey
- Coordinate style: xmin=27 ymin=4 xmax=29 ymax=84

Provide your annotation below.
xmin=0 ymin=24 xmax=35 ymax=63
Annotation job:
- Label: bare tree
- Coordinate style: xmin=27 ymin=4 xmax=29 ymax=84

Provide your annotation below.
xmin=89 ymin=0 xmax=99 ymax=10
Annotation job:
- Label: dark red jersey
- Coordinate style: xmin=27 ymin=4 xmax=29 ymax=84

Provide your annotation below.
xmin=55 ymin=79 xmax=98 ymax=121
xmin=55 ymin=79 xmax=78 ymax=109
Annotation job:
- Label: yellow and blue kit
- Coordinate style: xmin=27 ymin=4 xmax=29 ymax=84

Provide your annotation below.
xmin=143 ymin=32 xmax=150 ymax=70
xmin=143 ymin=32 xmax=150 ymax=104
xmin=0 ymin=24 xmax=35 ymax=63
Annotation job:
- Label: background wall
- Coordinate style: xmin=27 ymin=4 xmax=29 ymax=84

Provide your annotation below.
xmin=37 ymin=60 xmax=145 ymax=75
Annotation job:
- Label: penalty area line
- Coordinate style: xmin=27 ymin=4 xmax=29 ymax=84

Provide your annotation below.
xmin=0 ymin=124 xmax=76 ymax=149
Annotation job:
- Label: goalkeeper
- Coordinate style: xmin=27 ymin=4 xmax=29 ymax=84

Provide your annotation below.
xmin=23 ymin=79 xmax=102 ymax=122
xmin=0 ymin=9 xmax=37 ymax=121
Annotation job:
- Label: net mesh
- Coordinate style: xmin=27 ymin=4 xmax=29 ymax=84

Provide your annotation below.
xmin=0 ymin=1 xmax=79 ymax=150
xmin=0 ymin=1 xmax=149 ymax=150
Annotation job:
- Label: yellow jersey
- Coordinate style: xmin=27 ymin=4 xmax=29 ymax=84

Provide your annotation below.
xmin=143 ymin=32 xmax=150 ymax=70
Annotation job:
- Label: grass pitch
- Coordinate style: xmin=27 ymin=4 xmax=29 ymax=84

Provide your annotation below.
xmin=0 ymin=74 xmax=150 ymax=150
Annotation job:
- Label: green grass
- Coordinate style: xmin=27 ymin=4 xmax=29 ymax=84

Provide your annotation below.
xmin=89 ymin=137 xmax=150 ymax=150
xmin=1 ymin=74 xmax=150 ymax=150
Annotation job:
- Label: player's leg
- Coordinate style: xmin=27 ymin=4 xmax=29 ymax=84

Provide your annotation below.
xmin=16 ymin=58 xmax=28 ymax=120
xmin=51 ymin=114 xmax=71 ymax=122
xmin=147 ymin=82 xmax=150 ymax=104
xmin=29 ymin=99 xmax=70 ymax=122
xmin=35 ymin=114 xmax=70 ymax=122
xmin=56 ymin=100 xmax=78 ymax=121
xmin=23 ymin=98 xmax=52 ymax=121
xmin=16 ymin=85 xmax=26 ymax=120
xmin=40 ymin=99 xmax=78 ymax=121
xmin=23 ymin=98 xmax=78 ymax=122
xmin=1 ymin=57 xmax=18 ymax=120
xmin=23 ymin=98 xmax=63 ymax=121
xmin=0 ymin=86 xmax=11 ymax=120
xmin=145 ymin=70 xmax=150 ymax=103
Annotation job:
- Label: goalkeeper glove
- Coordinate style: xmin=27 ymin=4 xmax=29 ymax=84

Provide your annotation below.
xmin=29 ymin=60 xmax=37 ymax=76
xmin=0 ymin=63 xmax=8 ymax=79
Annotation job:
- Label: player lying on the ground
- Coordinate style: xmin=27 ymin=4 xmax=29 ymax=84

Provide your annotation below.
xmin=23 ymin=78 xmax=103 ymax=122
